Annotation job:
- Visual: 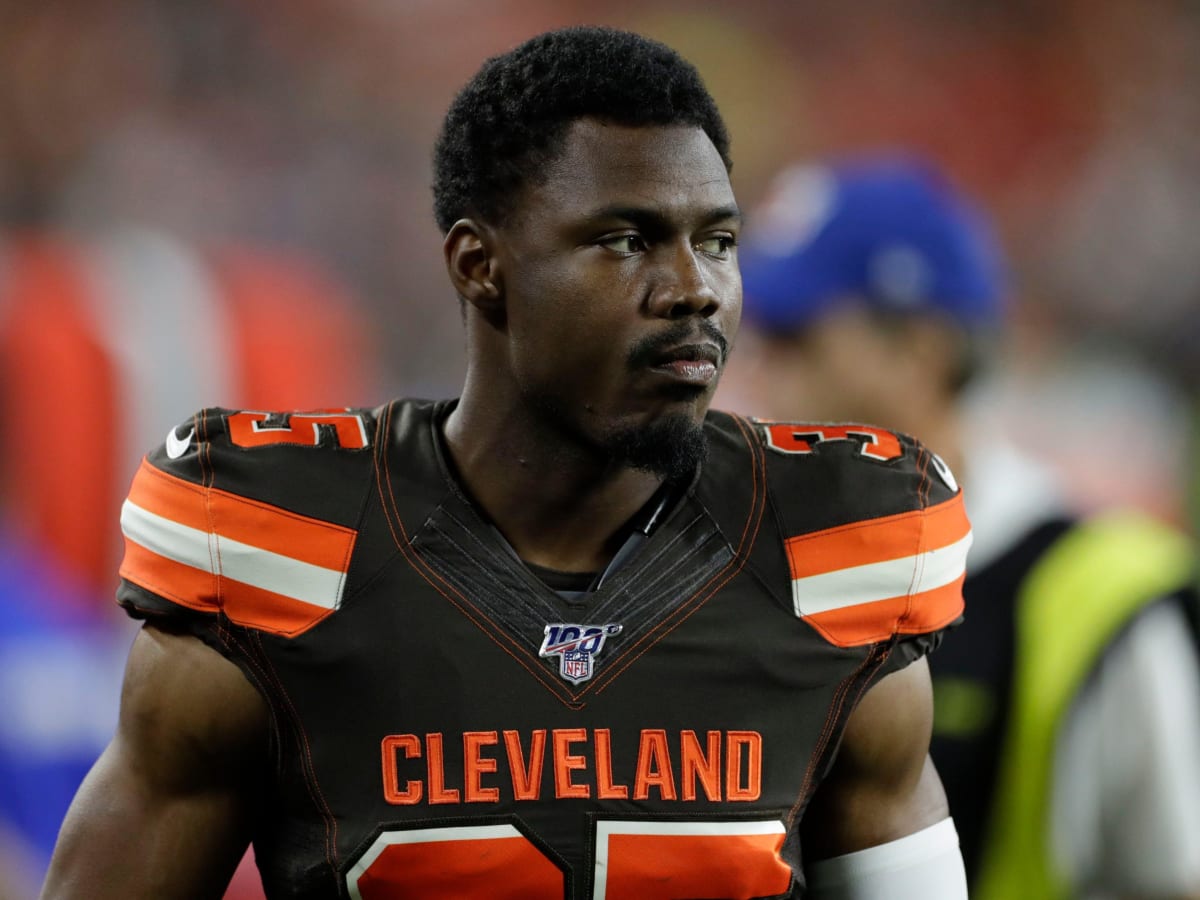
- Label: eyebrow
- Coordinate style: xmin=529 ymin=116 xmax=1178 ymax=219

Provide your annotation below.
xmin=583 ymin=203 xmax=743 ymax=231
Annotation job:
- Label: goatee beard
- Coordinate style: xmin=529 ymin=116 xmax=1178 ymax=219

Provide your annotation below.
xmin=600 ymin=413 xmax=708 ymax=482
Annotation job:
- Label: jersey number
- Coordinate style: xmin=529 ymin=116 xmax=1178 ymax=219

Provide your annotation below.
xmin=763 ymin=423 xmax=902 ymax=462
xmin=227 ymin=410 xmax=369 ymax=449
xmin=345 ymin=818 xmax=791 ymax=899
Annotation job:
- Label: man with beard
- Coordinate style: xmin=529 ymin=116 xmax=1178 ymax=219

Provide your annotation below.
xmin=41 ymin=28 xmax=970 ymax=899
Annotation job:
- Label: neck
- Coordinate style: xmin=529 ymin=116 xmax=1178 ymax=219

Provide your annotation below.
xmin=443 ymin=387 xmax=668 ymax=574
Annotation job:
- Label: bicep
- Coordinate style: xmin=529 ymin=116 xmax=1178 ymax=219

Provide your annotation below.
xmin=41 ymin=623 xmax=270 ymax=900
xmin=801 ymin=656 xmax=949 ymax=862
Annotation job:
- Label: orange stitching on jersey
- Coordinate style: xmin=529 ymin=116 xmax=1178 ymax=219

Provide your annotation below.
xmin=136 ymin=428 xmax=356 ymax=636
xmin=801 ymin=619 xmax=894 ymax=648
xmin=179 ymin=609 xmax=336 ymax=879
xmin=370 ymin=402 xmax=579 ymax=707
xmin=783 ymin=502 xmax=930 ymax=546
xmin=198 ymin=409 xmax=226 ymax=615
xmin=781 ymin=436 xmax=914 ymax=822
xmin=902 ymin=445 xmax=934 ymax=628
xmin=590 ymin=412 xmax=768 ymax=694
xmin=371 ymin=404 xmax=574 ymax=703
xmin=793 ymin=445 xmax=956 ymax=832
xmin=788 ymin=672 xmax=853 ymax=826
xmin=120 ymin=569 xmax=213 ymax=616
xmin=787 ymin=645 xmax=890 ymax=829
xmin=122 ymin=558 xmax=335 ymax=635
xmin=194 ymin=412 xmax=339 ymax=876
xmin=591 ymin=411 xmax=767 ymax=689
xmin=138 ymin=456 xmax=360 ymax=535
xmin=902 ymin=450 xmax=926 ymax=619
xmin=726 ymin=414 xmax=770 ymax=557
xmin=919 ymin=444 xmax=933 ymax=508
xmin=787 ymin=505 xmax=928 ymax=642
xmin=247 ymin=628 xmax=342 ymax=877
xmin=787 ymin=443 xmax=965 ymax=645
xmin=216 ymin=624 xmax=341 ymax=878
xmin=235 ymin=628 xmax=340 ymax=873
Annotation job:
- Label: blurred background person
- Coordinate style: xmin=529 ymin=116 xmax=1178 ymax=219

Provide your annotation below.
xmin=726 ymin=153 xmax=1200 ymax=899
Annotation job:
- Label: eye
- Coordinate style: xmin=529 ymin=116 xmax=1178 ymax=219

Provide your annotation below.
xmin=598 ymin=234 xmax=647 ymax=254
xmin=697 ymin=234 xmax=736 ymax=258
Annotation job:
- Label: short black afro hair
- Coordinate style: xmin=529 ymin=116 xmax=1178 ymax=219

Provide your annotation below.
xmin=432 ymin=26 xmax=732 ymax=234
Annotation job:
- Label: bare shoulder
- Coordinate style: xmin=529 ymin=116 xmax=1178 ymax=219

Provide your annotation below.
xmin=801 ymin=658 xmax=949 ymax=861
xmin=40 ymin=623 xmax=270 ymax=899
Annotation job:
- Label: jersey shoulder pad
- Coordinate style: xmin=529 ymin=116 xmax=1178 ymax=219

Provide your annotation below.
xmin=117 ymin=406 xmax=380 ymax=637
xmin=753 ymin=418 xmax=970 ymax=649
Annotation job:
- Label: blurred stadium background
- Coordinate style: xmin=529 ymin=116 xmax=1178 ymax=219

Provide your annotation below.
xmin=1 ymin=1 xmax=1197 ymax=896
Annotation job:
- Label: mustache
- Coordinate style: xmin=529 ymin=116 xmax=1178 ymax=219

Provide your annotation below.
xmin=627 ymin=320 xmax=730 ymax=371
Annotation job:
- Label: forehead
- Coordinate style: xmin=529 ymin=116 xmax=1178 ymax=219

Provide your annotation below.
xmin=518 ymin=119 xmax=735 ymax=226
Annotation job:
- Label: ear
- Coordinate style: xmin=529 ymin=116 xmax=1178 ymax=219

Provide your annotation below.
xmin=443 ymin=218 xmax=503 ymax=317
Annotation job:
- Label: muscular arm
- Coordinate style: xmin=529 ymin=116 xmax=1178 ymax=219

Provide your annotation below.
xmin=40 ymin=622 xmax=270 ymax=899
xmin=801 ymin=656 xmax=952 ymax=859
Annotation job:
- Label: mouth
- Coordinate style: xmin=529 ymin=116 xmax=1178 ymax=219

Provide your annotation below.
xmin=646 ymin=342 xmax=722 ymax=386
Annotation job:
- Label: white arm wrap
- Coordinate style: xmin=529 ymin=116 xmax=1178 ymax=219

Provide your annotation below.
xmin=805 ymin=817 xmax=967 ymax=899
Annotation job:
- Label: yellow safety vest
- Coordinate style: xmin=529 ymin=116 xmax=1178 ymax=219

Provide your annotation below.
xmin=974 ymin=511 xmax=1196 ymax=900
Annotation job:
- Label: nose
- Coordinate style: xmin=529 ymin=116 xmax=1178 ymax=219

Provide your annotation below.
xmin=647 ymin=242 xmax=723 ymax=319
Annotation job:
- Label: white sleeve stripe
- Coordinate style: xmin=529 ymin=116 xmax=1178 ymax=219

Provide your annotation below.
xmin=121 ymin=499 xmax=345 ymax=609
xmin=792 ymin=532 xmax=972 ymax=616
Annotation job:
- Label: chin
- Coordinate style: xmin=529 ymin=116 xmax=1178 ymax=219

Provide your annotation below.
xmin=523 ymin=386 xmax=710 ymax=480
xmin=601 ymin=411 xmax=709 ymax=482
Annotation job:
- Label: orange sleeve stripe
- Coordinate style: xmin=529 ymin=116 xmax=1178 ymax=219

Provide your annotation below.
xmin=120 ymin=537 xmax=336 ymax=636
xmin=128 ymin=459 xmax=356 ymax=572
xmin=785 ymin=492 xmax=969 ymax=580
xmin=802 ymin=574 xmax=966 ymax=647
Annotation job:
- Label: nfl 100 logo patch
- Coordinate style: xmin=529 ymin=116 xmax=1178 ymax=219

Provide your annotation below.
xmin=539 ymin=623 xmax=622 ymax=685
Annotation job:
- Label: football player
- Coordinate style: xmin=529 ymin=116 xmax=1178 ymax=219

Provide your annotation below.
xmin=42 ymin=29 xmax=969 ymax=899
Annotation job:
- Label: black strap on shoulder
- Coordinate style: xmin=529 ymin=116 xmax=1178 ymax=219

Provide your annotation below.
xmin=1176 ymin=581 xmax=1200 ymax=650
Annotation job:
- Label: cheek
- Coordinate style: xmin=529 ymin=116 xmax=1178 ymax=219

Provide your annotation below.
xmin=719 ymin=297 xmax=741 ymax=346
xmin=507 ymin=284 xmax=631 ymax=394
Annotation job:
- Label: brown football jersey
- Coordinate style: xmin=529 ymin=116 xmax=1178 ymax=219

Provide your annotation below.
xmin=117 ymin=399 xmax=969 ymax=899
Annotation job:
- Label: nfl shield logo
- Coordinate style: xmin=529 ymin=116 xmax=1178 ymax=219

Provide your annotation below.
xmin=539 ymin=623 xmax=622 ymax=685
xmin=563 ymin=651 xmax=590 ymax=681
